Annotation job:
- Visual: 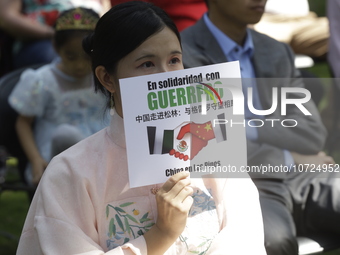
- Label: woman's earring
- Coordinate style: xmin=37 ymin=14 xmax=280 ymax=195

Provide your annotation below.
xmin=110 ymin=93 xmax=115 ymax=116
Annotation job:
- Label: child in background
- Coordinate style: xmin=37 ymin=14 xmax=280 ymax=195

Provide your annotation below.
xmin=9 ymin=7 xmax=109 ymax=186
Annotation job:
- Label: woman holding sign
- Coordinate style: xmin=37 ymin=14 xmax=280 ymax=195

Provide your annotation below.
xmin=17 ymin=2 xmax=266 ymax=254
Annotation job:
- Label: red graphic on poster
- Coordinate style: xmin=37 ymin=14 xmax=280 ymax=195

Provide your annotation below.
xmin=170 ymin=121 xmax=216 ymax=160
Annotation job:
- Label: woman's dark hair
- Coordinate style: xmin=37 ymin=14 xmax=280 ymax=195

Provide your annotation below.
xmin=54 ymin=8 xmax=100 ymax=49
xmin=82 ymin=1 xmax=181 ymax=106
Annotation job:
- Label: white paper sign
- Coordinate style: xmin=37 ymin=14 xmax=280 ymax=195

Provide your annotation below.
xmin=120 ymin=61 xmax=246 ymax=188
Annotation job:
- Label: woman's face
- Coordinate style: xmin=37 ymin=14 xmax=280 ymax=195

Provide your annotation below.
xmin=115 ymin=26 xmax=183 ymax=78
xmin=100 ymin=26 xmax=183 ymax=117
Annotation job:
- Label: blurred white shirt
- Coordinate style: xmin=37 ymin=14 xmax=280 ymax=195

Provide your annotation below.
xmin=265 ymin=0 xmax=309 ymax=16
xmin=69 ymin=0 xmax=110 ymax=16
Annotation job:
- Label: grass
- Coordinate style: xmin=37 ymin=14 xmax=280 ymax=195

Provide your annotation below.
xmin=0 ymin=159 xmax=30 ymax=255
xmin=309 ymin=0 xmax=327 ymax=17
xmin=0 ymin=191 xmax=30 ymax=255
xmin=326 ymin=250 xmax=340 ymax=255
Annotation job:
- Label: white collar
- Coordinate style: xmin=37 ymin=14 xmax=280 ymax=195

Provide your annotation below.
xmin=108 ymin=109 xmax=126 ymax=149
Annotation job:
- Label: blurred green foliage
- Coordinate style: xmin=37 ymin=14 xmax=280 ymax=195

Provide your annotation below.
xmin=309 ymin=0 xmax=327 ymax=16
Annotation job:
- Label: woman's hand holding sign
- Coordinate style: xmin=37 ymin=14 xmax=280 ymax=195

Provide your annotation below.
xmin=144 ymin=171 xmax=193 ymax=255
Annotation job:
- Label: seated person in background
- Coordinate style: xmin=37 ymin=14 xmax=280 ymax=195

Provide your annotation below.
xmin=253 ymin=0 xmax=328 ymax=59
xmin=0 ymin=0 xmax=110 ymax=70
xmin=8 ymin=7 xmax=109 ymax=186
xmin=16 ymin=2 xmax=267 ymax=254
xmin=181 ymin=0 xmax=338 ymax=254
xmin=253 ymin=0 xmax=327 ymax=108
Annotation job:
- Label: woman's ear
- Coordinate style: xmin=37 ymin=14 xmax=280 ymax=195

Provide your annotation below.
xmin=95 ymin=66 xmax=116 ymax=93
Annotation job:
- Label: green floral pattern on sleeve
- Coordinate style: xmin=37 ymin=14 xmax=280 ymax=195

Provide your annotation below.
xmin=106 ymin=201 xmax=155 ymax=249
xmin=105 ymin=186 xmax=219 ymax=254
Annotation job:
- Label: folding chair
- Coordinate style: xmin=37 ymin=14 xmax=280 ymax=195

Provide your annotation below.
xmin=0 ymin=64 xmax=42 ymax=196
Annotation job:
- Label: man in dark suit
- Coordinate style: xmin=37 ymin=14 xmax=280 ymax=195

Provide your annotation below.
xmin=181 ymin=0 xmax=338 ymax=254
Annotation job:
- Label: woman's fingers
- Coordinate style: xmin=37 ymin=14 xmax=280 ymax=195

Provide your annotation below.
xmin=182 ymin=195 xmax=194 ymax=211
xmin=154 ymin=171 xmax=194 ymax=241
xmin=159 ymin=171 xmax=193 ymax=204
xmin=166 ymin=178 xmax=191 ymax=197
xmin=157 ymin=172 xmax=194 ymax=216
xmin=161 ymin=171 xmax=190 ymax=193
xmin=175 ymin=185 xmax=194 ymax=203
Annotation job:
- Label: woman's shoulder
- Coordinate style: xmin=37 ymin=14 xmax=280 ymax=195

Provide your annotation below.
xmin=53 ymin=127 xmax=108 ymax=158
xmin=39 ymin=126 xmax=125 ymax=200
xmin=45 ymin=127 xmax=111 ymax=176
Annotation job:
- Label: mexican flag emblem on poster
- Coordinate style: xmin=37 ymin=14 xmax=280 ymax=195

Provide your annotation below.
xmin=120 ymin=61 xmax=246 ymax=188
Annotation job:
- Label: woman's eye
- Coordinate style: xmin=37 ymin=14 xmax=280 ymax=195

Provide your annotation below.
xmin=170 ymin=57 xmax=180 ymax=65
xmin=141 ymin=61 xmax=154 ymax=68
